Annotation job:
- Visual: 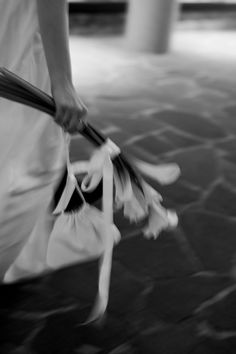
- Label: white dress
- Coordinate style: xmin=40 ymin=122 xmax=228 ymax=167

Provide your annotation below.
xmin=0 ymin=0 xmax=66 ymax=281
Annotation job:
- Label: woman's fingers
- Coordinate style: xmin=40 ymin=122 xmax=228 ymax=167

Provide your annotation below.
xmin=52 ymin=83 xmax=88 ymax=133
xmin=54 ymin=104 xmax=88 ymax=134
xmin=68 ymin=109 xmax=86 ymax=133
xmin=67 ymin=112 xmax=82 ymax=134
xmin=54 ymin=105 xmax=67 ymax=129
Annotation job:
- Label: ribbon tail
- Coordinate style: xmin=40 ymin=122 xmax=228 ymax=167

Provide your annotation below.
xmin=83 ymin=151 xmax=115 ymax=325
xmin=83 ymin=241 xmax=114 ymax=325
xmin=53 ymin=175 xmax=76 ymax=215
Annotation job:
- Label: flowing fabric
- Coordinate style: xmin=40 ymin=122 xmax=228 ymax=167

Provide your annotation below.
xmin=0 ymin=0 xmax=66 ymax=281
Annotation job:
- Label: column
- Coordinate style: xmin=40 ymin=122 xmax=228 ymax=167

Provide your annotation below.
xmin=125 ymin=0 xmax=179 ymax=54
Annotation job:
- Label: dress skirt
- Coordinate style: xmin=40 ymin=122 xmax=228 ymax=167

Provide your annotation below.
xmin=0 ymin=0 xmax=66 ymax=281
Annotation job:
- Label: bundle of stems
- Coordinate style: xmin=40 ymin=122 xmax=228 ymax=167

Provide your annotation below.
xmin=0 ymin=67 xmax=143 ymax=193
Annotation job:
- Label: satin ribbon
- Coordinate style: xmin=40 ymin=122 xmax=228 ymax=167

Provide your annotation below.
xmin=53 ymin=135 xmax=179 ymax=322
xmin=54 ymin=136 xmax=121 ymax=324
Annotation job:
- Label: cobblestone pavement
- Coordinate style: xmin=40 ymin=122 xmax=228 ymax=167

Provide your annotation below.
xmin=1 ymin=36 xmax=236 ymax=354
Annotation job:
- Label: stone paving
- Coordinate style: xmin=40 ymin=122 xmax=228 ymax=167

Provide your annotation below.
xmin=1 ymin=36 xmax=236 ymax=353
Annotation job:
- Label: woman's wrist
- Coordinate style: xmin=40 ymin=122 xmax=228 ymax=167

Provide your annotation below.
xmin=51 ymin=73 xmax=73 ymax=93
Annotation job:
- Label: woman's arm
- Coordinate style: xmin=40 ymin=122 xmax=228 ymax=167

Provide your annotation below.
xmin=36 ymin=0 xmax=87 ymax=133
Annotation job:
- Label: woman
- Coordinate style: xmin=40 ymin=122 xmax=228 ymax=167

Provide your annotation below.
xmin=0 ymin=0 xmax=87 ymax=281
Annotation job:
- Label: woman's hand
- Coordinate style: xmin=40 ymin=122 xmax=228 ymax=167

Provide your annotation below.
xmin=52 ymin=83 xmax=88 ymax=134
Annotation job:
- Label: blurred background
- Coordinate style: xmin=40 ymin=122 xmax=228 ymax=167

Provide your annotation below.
xmin=67 ymin=2 xmax=236 ymax=353
xmin=66 ymin=2 xmax=236 ymax=353
xmin=67 ymin=0 xmax=236 ymax=157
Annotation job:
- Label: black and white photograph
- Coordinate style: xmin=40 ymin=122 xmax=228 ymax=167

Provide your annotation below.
xmin=0 ymin=0 xmax=236 ymax=353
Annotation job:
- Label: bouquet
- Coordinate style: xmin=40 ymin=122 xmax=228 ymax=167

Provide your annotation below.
xmin=0 ymin=67 xmax=180 ymax=323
